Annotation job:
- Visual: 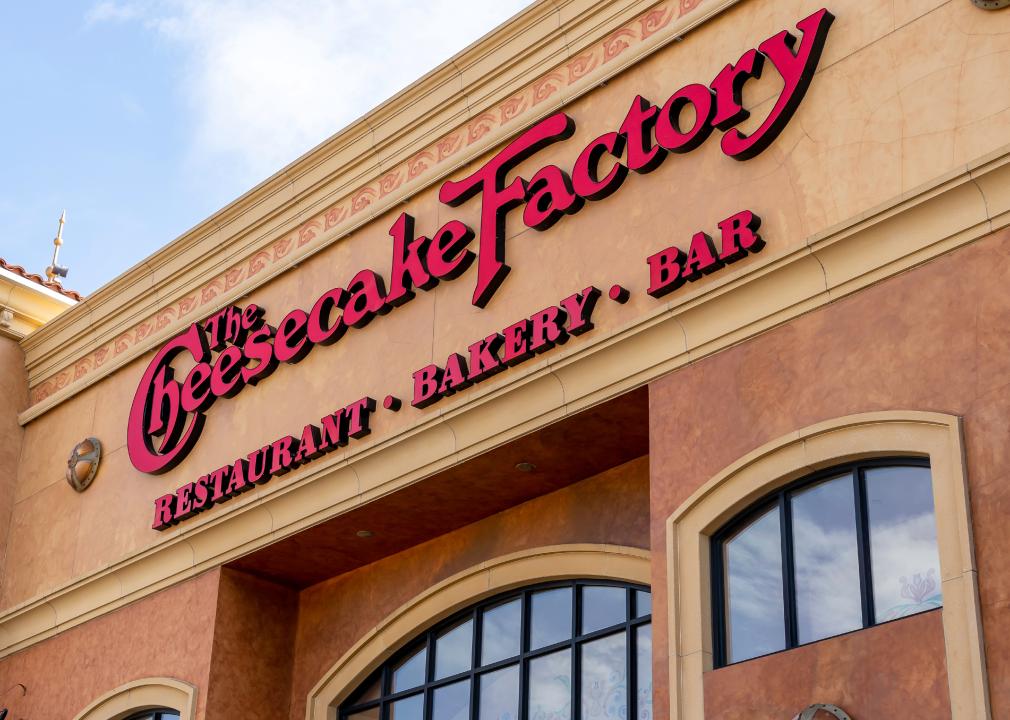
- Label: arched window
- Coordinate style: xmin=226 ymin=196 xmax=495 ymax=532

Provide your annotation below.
xmin=123 ymin=712 xmax=180 ymax=720
xmin=340 ymin=580 xmax=652 ymax=720
xmin=711 ymin=458 xmax=943 ymax=666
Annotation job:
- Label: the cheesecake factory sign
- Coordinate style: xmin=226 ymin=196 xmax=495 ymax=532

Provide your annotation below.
xmin=129 ymin=9 xmax=835 ymax=529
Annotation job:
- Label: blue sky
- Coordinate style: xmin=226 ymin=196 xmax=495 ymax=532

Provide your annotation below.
xmin=0 ymin=1 xmax=530 ymax=295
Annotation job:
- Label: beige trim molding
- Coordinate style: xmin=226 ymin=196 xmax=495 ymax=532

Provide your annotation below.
xmin=0 ymin=266 xmax=76 ymax=340
xmin=305 ymin=544 xmax=650 ymax=720
xmin=665 ymin=411 xmax=990 ymax=720
xmin=73 ymin=677 xmax=197 ymax=720
xmin=19 ymin=0 xmax=744 ymax=413
xmin=1 ymin=140 xmax=1008 ymax=663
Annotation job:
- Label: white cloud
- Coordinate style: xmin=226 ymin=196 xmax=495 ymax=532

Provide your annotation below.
xmin=87 ymin=0 xmax=531 ymax=190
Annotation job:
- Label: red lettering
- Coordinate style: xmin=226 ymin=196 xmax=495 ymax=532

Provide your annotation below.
xmin=247 ymin=446 xmax=272 ymax=484
xmin=209 ymin=345 xmax=245 ymax=398
xmin=241 ymin=324 xmax=278 ymax=385
xmin=412 ymin=364 xmax=443 ymax=408
xmin=275 ymin=309 xmax=311 ymax=363
xmin=152 ymin=494 xmax=176 ymax=531
xmin=572 ymin=132 xmax=628 ymax=201
xmin=224 ymin=461 xmax=248 ymax=496
xmin=619 ymin=95 xmax=664 ymax=173
xmin=174 ymin=483 xmax=195 ymax=520
xmin=647 ymin=246 xmax=686 ymax=298
xmin=468 ymin=333 xmax=504 ymax=381
xmin=682 ymin=232 xmax=721 ymax=280
xmin=439 ymin=112 xmax=575 ymax=308
xmin=269 ymin=436 xmax=298 ymax=475
xmin=523 ymin=165 xmax=582 ymax=231
xmin=656 ymin=84 xmax=715 ymax=154
xmin=386 ymin=213 xmax=435 ymax=306
xmin=306 ymin=288 xmax=346 ymax=345
xmin=344 ymin=397 xmax=376 ymax=438
xmin=502 ymin=319 xmax=531 ymax=365
xmin=180 ymin=362 xmax=214 ymax=414
xmin=343 ymin=270 xmax=388 ymax=328
xmin=721 ymin=9 xmax=835 ymax=160
xmin=427 ymin=221 xmax=475 ymax=280
xmin=530 ymin=306 xmax=569 ymax=353
xmin=438 ymin=353 xmax=471 ymax=396
xmin=559 ymin=287 xmax=602 ymax=336
xmin=718 ymin=210 xmax=764 ymax=262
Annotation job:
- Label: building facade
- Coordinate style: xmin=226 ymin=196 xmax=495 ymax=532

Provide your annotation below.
xmin=2 ymin=0 xmax=1010 ymax=717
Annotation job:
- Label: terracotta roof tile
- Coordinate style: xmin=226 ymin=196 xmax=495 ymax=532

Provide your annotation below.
xmin=0 ymin=258 xmax=83 ymax=301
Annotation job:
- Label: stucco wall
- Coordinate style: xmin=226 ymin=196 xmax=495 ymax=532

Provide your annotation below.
xmin=0 ymin=569 xmax=219 ymax=719
xmin=649 ymin=226 xmax=1010 ymax=717
xmin=0 ymin=336 xmax=28 ymax=589
xmin=287 ymin=455 xmax=650 ymax=720
xmin=7 ymin=0 xmax=1010 ymax=617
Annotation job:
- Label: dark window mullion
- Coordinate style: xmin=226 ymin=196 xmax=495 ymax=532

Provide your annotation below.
xmin=627 ymin=589 xmax=637 ymax=720
xmin=854 ymin=466 xmax=876 ymax=627
xmin=710 ymin=534 xmax=726 ymax=667
xmin=573 ymin=584 xmax=582 ymax=720
xmin=780 ymin=493 xmax=798 ymax=650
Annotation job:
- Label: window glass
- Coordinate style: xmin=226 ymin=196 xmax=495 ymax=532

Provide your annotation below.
xmin=866 ymin=466 xmax=943 ymax=621
xmin=528 ymin=648 xmax=571 ymax=720
xmin=635 ymin=625 xmax=652 ymax=720
xmin=479 ymin=665 xmax=520 ymax=720
xmin=481 ymin=599 xmax=521 ymax=665
xmin=391 ymin=695 xmax=425 ymax=720
xmin=340 ymin=581 xmax=651 ymax=720
xmin=581 ymin=586 xmax=626 ymax=634
xmin=713 ymin=460 xmax=943 ymax=668
xmin=530 ymin=587 xmax=572 ymax=650
xmin=433 ymin=680 xmax=471 ymax=720
xmin=791 ymin=475 xmax=863 ymax=643
xmin=723 ymin=505 xmax=785 ymax=663
xmin=436 ymin=619 xmax=473 ymax=680
xmin=393 ymin=645 xmax=427 ymax=693
xmin=633 ymin=591 xmax=651 ymax=619
xmin=580 ymin=633 xmax=626 ymax=720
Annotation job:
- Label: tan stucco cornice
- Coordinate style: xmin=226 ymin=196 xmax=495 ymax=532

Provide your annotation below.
xmin=0 ymin=267 xmax=76 ymax=340
xmin=2 ymin=141 xmax=1009 ymax=661
xmin=18 ymin=0 xmax=744 ymax=422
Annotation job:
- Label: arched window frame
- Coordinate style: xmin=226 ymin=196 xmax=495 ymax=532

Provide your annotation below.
xmin=339 ymin=579 xmax=652 ymax=720
xmin=664 ymin=412 xmax=990 ymax=720
xmin=307 ymin=545 xmax=651 ymax=720
xmin=709 ymin=456 xmax=934 ymax=667
xmin=72 ymin=677 xmax=194 ymax=720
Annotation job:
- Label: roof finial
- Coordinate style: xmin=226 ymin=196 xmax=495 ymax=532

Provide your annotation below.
xmin=45 ymin=210 xmax=69 ymax=282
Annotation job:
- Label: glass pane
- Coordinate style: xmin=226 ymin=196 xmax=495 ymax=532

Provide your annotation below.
xmin=633 ymin=591 xmax=651 ymax=619
xmin=481 ymin=598 xmax=522 ymax=665
xmin=392 ymin=645 xmax=427 ymax=692
xmin=391 ymin=694 xmax=424 ymax=720
xmin=791 ymin=475 xmax=863 ymax=644
xmin=347 ymin=674 xmax=382 ymax=705
xmin=580 ymin=632 xmax=627 ymax=720
xmin=434 ymin=679 xmax=471 ymax=720
xmin=866 ymin=466 xmax=943 ymax=621
xmin=347 ymin=708 xmax=380 ymax=720
xmin=724 ymin=505 xmax=786 ymax=663
xmin=479 ymin=664 xmax=520 ymax=720
xmin=582 ymin=586 xmax=626 ymax=634
xmin=436 ymin=618 xmax=473 ymax=680
xmin=636 ymin=625 xmax=652 ymax=720
xmin=531 ymin=587 xmax=572 ymax=650
xmin=529 ymin=648 xmax=571 ymax=720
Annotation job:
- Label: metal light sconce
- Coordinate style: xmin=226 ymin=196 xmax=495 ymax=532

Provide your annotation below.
xmin=973 ymin=0 xmax=1010 ymax=8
